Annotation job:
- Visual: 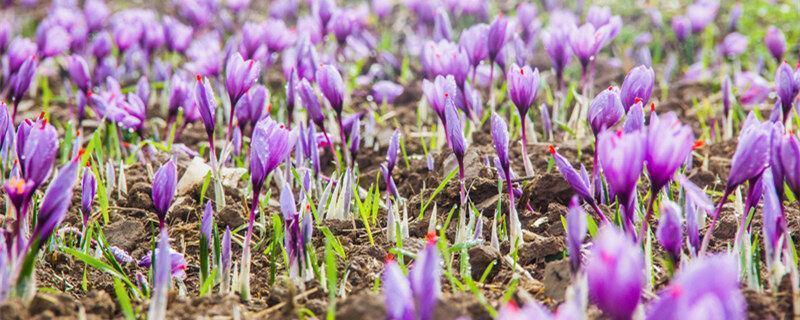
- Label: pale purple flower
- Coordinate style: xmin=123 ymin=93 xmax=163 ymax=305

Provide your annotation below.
xmin=656 ymin=200 xmax=683 ymax=261
xmin=765 ymin=26 xmax=786 ymax=62
xmin=620 ymin=65 xmax=655 ymax=110
xmin=566 ymin=196 xmax=587 ymax=273
xmin=587 ymin=226 xmax=643 ymax=320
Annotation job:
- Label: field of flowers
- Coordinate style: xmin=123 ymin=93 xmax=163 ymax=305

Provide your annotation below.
xmin=0 ymin=0 xmax=799 ymax=319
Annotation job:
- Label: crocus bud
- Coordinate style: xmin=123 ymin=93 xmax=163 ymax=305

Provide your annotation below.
xmin=148 ymin=228 xmax=171 ymax=320
xmin=459 ymin=23 xmax=488 ymax=68
xmin=726 ymin=119 xmax=771 ymax=192
xmin=587 ymin=226 xmax=643 ymax=320
xmin=33 ymin=154 xmax=80 ymax=248
xmin=645 ymin=112 xmax=695 ymax=192
xmin=719 ymin=32 xmax=748 ymax=59
xmin=349 ymin=117 xmax=361 ymax=161
xmin=194 ymin=75 xmax=217 ymax=140
xmin=761 ymin=169 xmax=786 ymax=261
xmin=541 ymin=26 xmax=573 ymax=88
xmin=382 ymin=258 xmax=415 ymax=320
xmin=91 ymin=32 xmax=113 ymax=59
xmin=67 ymin=55 xmax=91 ymax=93
xmin=11 ymin=55 xmax=37 ymax=105
xmin=81 ymin=167 xmax=97 ymax=226
xmin=386 ymin=129 xmax=400 ymax=173
xmin=687 ymin=1 xmax=719 ymax=33
xmin=647 ymin=254 xmax=745 ymax=319
xmin=152 ymin=159 xmax=177 ymax=227
xmin=422 ymin=75 xmax=459 ymax=124
xmin=775 ymin=62 xmax=798 ymax=119
xmin=444 ymin=99 xmax=465 ymax=165
xmin=722 ymin=75 xmax=733 ymax=117
xmin=551 ymin=147 xmax=594 ymax=206
xmin=764 ymin=26 xmax=786 ymax=62
xmin=316 ymin=64 xmax=345 ymax=114
xmin=671 ymin=16 xmax=690 ymax=41
xmin=623 ymin=100 xmax=644 ymax=133
xmin=620 ymin=65 xmax=655 ymax=110
xmin=432 ymin=9 xmax=452 ymax=41
xmin=487 ymin=15 xmax=508 ymax=62
xmin=21 ymin=118 xmax=58 ymax=190
xmin=588 ymin=87 xmax=624 ymax=135
xmin=491 ymin=114 xmax=509 ymax=172
xmin=298 ymin=78 xmax=325 ymax=128
xmin=506 ymin=64 xmax=540 ymax=117
xmin=409 ymin=234 xmax=441 ymax=320
xmin=136 ymin=77 xmax=151 ymax=107
xmin=599 ymin=130 xmax=645 ymax=230
xmin=775 ymin=132 xmax=800 ymax=198
xmin=201 ymin=201 xmax=214 ymax=247
xmin=372 ymin=81 xmax=404 ymax=105
xmin=225 ymin=52 xmax=261 ymax=107
xmin=221 ymin=226 xmax=232 ymax=273
xmin=250 ymin=117 xmax=296 ymax=195
xmin=566 ymin=196 xmax=587 ymax=274
xmin=656 ymin=200 xmax=683 ymax=261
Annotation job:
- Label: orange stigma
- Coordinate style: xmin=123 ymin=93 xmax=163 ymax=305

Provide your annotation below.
xmin=692 ymin=139 xmax=705 ymax=150
xmin=548 ymin=145 xmax=556 ymax=154
xmin=426 ymin=231 xmax=438 ymax=244
xmin=385 ymin=253 xmax=395 ymax=263
xmin=650 ymin=102 xmax=656 ymax=112
xmin=196 ymin=74 xmax=202 ymax=81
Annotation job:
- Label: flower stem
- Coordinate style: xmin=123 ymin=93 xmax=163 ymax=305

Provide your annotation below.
xmin=520 ymin=117 xmax=533 ymax=177
xmin=698 ymin=189 xmax=732 ymax=256
xmin=638 ymin=189 xmax=659 ymax=243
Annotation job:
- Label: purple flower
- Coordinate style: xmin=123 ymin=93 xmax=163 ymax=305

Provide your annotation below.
xmin=623 ymin=100 xmax=645 ymax=133
xmin=775 ymin=62 xmax=798 ymax=120
xmin=491 ymin=114 xmax=509 ymax=173
xmin=194 ymin=75 xmax=217 ymax=141
xmin=382 ymin=258 xmax=415 ymax=320
xmin=775 ymin=132 xmax=800 ymax=198
xmin=620 ymin=65 xmax=655 ymax=110
xmin=286 ymin=69 xmax=298 ymax=125
xmin=671 ymin=16 xmax=690 ymax=41
xmin=487 ymin=15 xmax=508 ymax=62
xmin=91 ymin=32 xmax=112 ymax=59
xmin=506 ymin=64 xmax=539 ymax=118
xmin=598 ymin=130 xmax=645 ymax=231
xmin=163 ymin=17 xmax=192 ymax=53
xmin=67 ymin=55 xmax=91 ymax=93
xmin=550 ymin=146 xmax=594 ymax=206
xmin=647 ymin=254 xmax=744 ymax=319
xmin=372 ymin=0 xmax=393 ymax=20
xmin=136 ymin=77 xmax=151 ymax=107
xmin=33 ymin=154 xmax=80 ymax=248
xmin=722 ymin=75 xmax=733 ymax=117
xmin=541 ymin=25 xmax=573 ymax=89
xmin=316 ymin=64 xmax=345 ymax=114
xmin=298 ymin=78 xmax=325 ymax=128
xmin=444 ymin=98 xmax=465 ymax=166
xmin=221 ymin=226 xmax=232 ymax=274
xmin=459 ymin=24 xmax=488 ymax=68
xmin=4 ymin=177 xmax=35 ymax=215
xmin=37 ymin=26 xmax=70 ymax=58
xmin=21 ymin=118 xmax=58 ymax=189
xmin=167 ymin=75 xmax=190 ymax=123
xmin=657 ymin=200 xmax=683 ymax=261
xmin=152 ymin=159 xmax=177 ymax=227
xmin=433 ymin=10 xmax=452 ymax=41
xmin=372 ymin=81 xmax=404 ymax=104
xmin=84 ymin=0 xmax=110 ymax=32
xmin=645 ymin=112 xmax=695 ymax=192
xmin=225 ymin=53 xmax=261 ymax=107
xmin=587 ymin=226 xmax=643 ymax=320
xmin=727 ymin=119 xmax=771 ymax=191
xmin=81 ymin=166 xmax=97 ymax=226
xmin=409 ymin=235 xmax=441 ymax=320
xmin=422 ymin=75 xmax=459 ymax=124
xmin=10 ymin=55 xmax=38 ymax=107
xmin=719 ymin=32 xmax=748 ymax=59
xmin=569 ymin=23 xmax=607 ymax=69
xmin=235 ymin=84 xmax=269 ymax=131
xmin=250 ymin=117 xmax=296 ymax=196
xmin=588 ymin=87 xmax=624 ymax=135
xmin=761 ymin=169 xmax=786 ymax=260
xmin=566 ymin=196 xmax=587 ymax=273
xmin=687 ymin=1 xmax=719 ymax=33
xmin=765 ymin=26 xmax=786 ymax=62
xmin=201 ymin=201 xmax=214 ymax=246
xmin=328 ymin=10 xmax=355 ymax=45
xmin=139 ymin=235 xmax=188 ymax=280
xmin=735 ymin=72 xmax=770 ymax=106
xmin=8 ymin=38 xmax=36 ymax=74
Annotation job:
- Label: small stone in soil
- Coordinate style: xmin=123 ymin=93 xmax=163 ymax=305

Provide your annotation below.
xmin=468 ymin=245 xmax=501 ymax=281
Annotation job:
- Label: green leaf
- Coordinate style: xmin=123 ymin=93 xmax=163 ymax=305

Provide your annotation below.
xmin=325 ymin=239 xmax=338 ymax=320
xmin=319 ymin=227 xmax=346 ymax=259
xmin=419 ymin=167 xmax=458 ymax=220
xmin=199 ymin=171 xmax=213 ymax=205
xmin=199 ymin=269 xmax=218 ymax=296
xmin=60 ymin=246 xmax=141 ymax=297
xmin=113 ymin=278 xmax=136 ymax=320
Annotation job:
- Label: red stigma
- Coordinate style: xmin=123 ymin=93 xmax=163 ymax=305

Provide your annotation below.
xmin=40 ymin=119 xmax=47 ymax=128
xmin=692 ymin=139 xmax=705 ymax=150
xmin=75 ymin=130 xmax=81 ymax=137
xmin=548 ymin=145 xmax=556 ymax=154
xmin=266 ymin=103 xmax=272 ymax=113
xmin=279 ymin=124 xmax=285 ymax=129
xmin=385 ymin=253 xmax=395 ymax=263
xmin=87 ymin=90 xmax=93 ymax=97
xmin=74 ymin=148 xmax=85 ymax=161
xmin=426 ymin=231 xmax=438 ymax=244
xmin=195 ymin=74 xmax=202 ymax=81
xmin=248 ymin=60 xmax=254 ymax=68
xmin=634 ymin=97 xmax=642 ymax=104
xmin=650 ymin=102 xmax=656 ymax=112
xmin=520 ymin=68 xmax=524 ymax=75
xmin=85 ymin=161 xmax=91 ymax=167
xmin=616 ymin=130 xmax=623 ymax=137
xmin=38 ymin=112 xmax=45 ymax=120
xmin=607 ymin=86 xmax=613 ymax=91
xmin=506 ymin=300 xmax=519 ymax=311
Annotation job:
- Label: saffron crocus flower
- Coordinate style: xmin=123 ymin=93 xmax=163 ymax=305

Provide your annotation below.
xmin=722 ymin=75 xmax=733 ymax=118
xmin=67 ymin=55 xmax=91 ymax=93
xmin=148 ymin=229 xmax=171 ymax=320
xmin=586 ymin=226 xmax=643 ymax=320
xmin=776 ymin=132 xmax=800 ymax=199
xmin=422 ymin=75 xmax=459 ymax=125
xmin=316 ymin=64 xmax=350 ymax=163
xmin=550 ymin=145 xmax=608 ymax=223
xmin=569 ymin=23 xmax=607 ymax=72
xmin=719 ymin=32 xmax=748 ymax=59
xmin=383 ymin=257 xmax=415 ymax=320
xmin=761 ymin=169 xmax=786 ymax=265
xmin=656 ymin=200 xmax=683 ymax=262
xmin=432 ymin=10 xmax=452 ymax=41
xmin=81 ymin=166 xmax=96 ymax=227
xmin=647 ymin=254 xmax=745 ymax=320
xmin=566 ymin=196 xmax=587 ymax=274
xmin=33 ymin=153 xmax=80 ymax=250
xmin=506 ymin=64 xmax=539 ymax=177
xmin=221 ymin=226 xmax=232 ymax=293
xmin=687 ymin=1 xmax=719 ymax=33
xmin=409 ymin=233 xmax=441 ymax=320
xmin=10 ymin=55 xmax=38 ymax=120
xmin=152 ymin=159 xmax=177 ymax=229
xmin=199 ymin=201 xmax=214 ymax=284
xmin=620 ymin=65 xmax=655 ymax=111
xmin=445 ymin=99 xmax=466 ymax=174
xmin=588 ymin=87 xmax=624 ymax=136
xmin=541 ymin=25 xmax=573 ymax=90
xmin=383 ymin=129 xmax=400 ymax=198
xmin=764 ymin=26 xmax=786 ymax=62
xmin=225 ymin=53 xmax=261 ymax=139
xmin=486 ymin=15 xmax=508 ymax=65
xmin=194 ymin=75 xmax=217 ymax=151
xmin=372 ymin=81 xmax=404 ymax=105
xmin=235 ymin=84 xmax=269 ymax=132
xmin=459 ymin=23 xmax=488 ymax=74
xmin=21 ymin=118 xmax=58 ymax=189
xmin=671 ymin=16 xmax=690 ymax=41
xmin=598 ymin=129 xmax=645 ymax=236
xmin=700 ymin=118 xmax=772 ymax=255
xmin=623 ymin=100 xmax=644 ymax=133
xmin=775 ymin=62 xmax=798 ymax=123
xmin=298 ymin=78 xmax=325 ymax=129
xmin=492 ymin=114 xmax=525 ymax=242
xmin=349 ymin=117 xmax=361 ymax=162
xmin=4 ymin=178 xmax=35 ymax=216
